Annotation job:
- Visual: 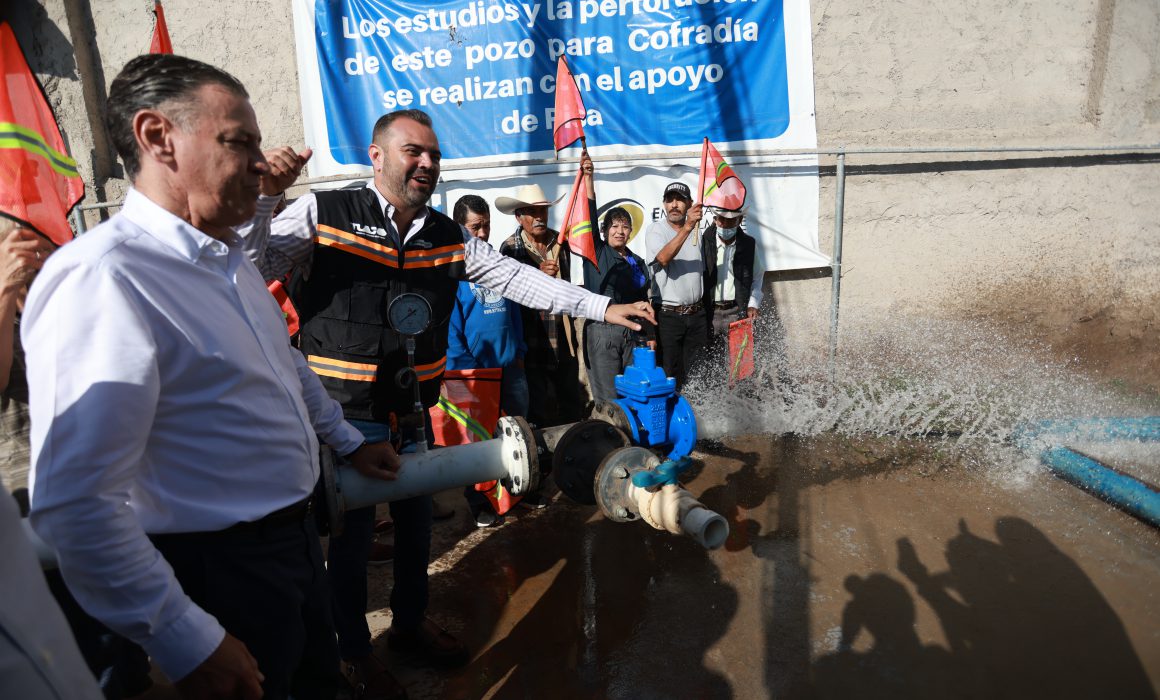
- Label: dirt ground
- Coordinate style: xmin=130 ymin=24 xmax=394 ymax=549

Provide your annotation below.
xmin=362 ymin=433 xmax=1160 ymax=699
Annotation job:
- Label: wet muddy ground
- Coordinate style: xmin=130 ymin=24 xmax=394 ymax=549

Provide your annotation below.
xmin=367 ymin=433 xmax=1160 ymax=699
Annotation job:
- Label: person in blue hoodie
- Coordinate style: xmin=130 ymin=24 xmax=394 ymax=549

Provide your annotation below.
xmin=447 ymin=195 xmax=529 ymax=527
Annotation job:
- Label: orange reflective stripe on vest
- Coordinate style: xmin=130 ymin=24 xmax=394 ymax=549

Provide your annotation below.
xmin=401 ymin=242 xmax=465 ymax=270
xmin=414 ymin=356 xmax=446 ymax=383
xmin=306 ymin=355 xmax=377 ymax=382
xmin=316 ymin=224 xmax=400 ymax=268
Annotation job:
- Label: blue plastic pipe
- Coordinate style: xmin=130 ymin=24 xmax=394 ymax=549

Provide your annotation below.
xmin=1039 ymin=446 xmax=1160 ymax=527
xmin=1014 ymin=417 xmax=1160 ymax=448
xmin=1013 ymin=416 xmax=1160 ymax=528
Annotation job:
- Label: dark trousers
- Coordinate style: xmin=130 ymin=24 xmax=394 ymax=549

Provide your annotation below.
xmin=151 ymin=515 xmax=341 ymax=700
xmin=328 ymin=419 xmax=432 ymax=661
xmin=585 ymin=321 xmax=636 ymax=402
xmin=44 ymin=571 xmax=151 ymax=699
xmin=657 ymin=307 xmax=708 ymax=390
xmin=525 ymin=354 xmax=583 ymax=428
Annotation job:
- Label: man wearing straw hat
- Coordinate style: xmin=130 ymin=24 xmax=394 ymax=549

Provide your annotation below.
xmin=496 ymin=183 xmax=585 ymax=431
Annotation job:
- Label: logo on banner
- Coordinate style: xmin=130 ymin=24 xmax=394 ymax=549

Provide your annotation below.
xmin=597 ymin=198 xmax=646 ymax=246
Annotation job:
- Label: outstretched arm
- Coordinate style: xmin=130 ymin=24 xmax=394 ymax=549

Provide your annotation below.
xmin=650 ymin=203 xmax=703 ymax=269
xmin=464 ymin=240 xmax=655 ymax=330
xmin=235 ymin=147 xmax=318 ymax=281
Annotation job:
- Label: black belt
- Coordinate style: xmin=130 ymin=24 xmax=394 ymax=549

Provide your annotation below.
xmin=208 ymin=496 xmax=313 ymax=535
xmin=149 ymin=496 xmax=314 ymax=550
xmin=714 ymin=301 xmax=737 ymax=310
xmin=660 ymin=301 xmax=703 ymax=315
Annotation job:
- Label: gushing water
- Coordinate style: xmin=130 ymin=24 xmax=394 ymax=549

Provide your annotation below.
xmin=686 ymin=314 xmax=1156 ymax=455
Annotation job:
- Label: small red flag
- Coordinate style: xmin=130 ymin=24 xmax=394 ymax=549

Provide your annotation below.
xmin=429 ymin=368 xmax=524 ymax=514
xmin=728 ymin=317 xmax=755 ymax=386
xmin=553 ymin=57 xmax=586 ymax=152
xmin=267 ymin=279 xmax=300 ymax=336
xmin=150 ymin=1 xmax=173 ymax=54
xmin=699 ymin=138 xmax=747 ymax=212
xmin=0 ymin=23 xmax=84 ymax=246
xmin=557 ymin=165 xmax=598 ymax=270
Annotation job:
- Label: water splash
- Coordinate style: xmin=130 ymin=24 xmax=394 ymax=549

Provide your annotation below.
xmin=686 ymin=314 xmax=1156 ymax=457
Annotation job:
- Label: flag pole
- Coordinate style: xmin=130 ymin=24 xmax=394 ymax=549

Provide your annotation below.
xmin=694 ymin=137 xmax=708 ymax=244
xmin=696 ymin=137 xmax=708 ymax=205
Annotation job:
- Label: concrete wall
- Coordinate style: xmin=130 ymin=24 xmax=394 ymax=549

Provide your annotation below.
xmin=11 ymin=0 xmax=1160 ymax=390
xmin=800 ymin=0 xmax=1160 ymax=391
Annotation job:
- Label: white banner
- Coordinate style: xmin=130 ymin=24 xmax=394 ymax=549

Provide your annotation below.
xmin=292 ymin=0 xmax=828 ymax=271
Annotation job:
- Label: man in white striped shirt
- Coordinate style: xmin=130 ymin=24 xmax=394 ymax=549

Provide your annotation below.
xmin=242 ymin=109 xmax=652 ymax=696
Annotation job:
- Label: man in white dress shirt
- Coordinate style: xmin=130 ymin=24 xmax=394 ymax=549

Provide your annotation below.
xmin=23 ymin=54 xmax=399 ymax=700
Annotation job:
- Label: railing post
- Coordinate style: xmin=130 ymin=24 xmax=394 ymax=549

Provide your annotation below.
xmin=71 ymin=207 xmax=87 ymax=236
xmin=827 ymin=149 xmax=846 ymax=386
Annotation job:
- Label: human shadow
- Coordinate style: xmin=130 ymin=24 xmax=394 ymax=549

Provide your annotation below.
xmin=813 ymin=573 xmax=966 ymax=700
xmin=813 ymin=517 xmax=1156 ymax=699
xmin=432 ymin=502 xmax=737 ymax=699
xmin=693 ymin=441 xmax=768 ymax=553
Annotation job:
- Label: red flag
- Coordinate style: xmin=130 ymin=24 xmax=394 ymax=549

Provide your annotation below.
xmin=0 ymin=23 xmax=83 ymax=246
xmin=728 ymin=317 xmax=755 ymax=386
xmin=428 ymin=368 xmax=523 ymax=514
xmin=553 ymin=57 xmax=586 ymax=152
xmin=557 ymin=165 xmax=598 ymax=270
xmin=150 ymin=1 xmax=173 ymax=54
xmin=267 ymin=279 xmax=300 ymax=336
xmin=429 ymin=368 xmax=503 ymax=447
xmin=699 ymin=138 xmax=747 ymax=212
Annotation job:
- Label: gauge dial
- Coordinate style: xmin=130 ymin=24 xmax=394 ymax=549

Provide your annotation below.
xmin=387 ymin=293 xmax=432 ymax=337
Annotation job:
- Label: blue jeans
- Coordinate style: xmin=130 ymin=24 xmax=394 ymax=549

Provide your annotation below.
xmin=328 ymin=419 xmax=432 ymax=660
xmin=500 ymin=364 xmax=530 ymax=418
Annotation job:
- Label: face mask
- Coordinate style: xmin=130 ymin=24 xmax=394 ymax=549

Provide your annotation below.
xmin=717 ymin=226 xmax=738 ymax=241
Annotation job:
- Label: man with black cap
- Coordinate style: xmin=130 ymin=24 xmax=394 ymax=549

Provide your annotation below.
xmin=645 ymin=181 xmax=705 ymax=389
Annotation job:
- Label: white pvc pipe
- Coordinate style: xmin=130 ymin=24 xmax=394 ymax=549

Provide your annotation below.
xmin=339 ymin=416 xmax=535 ymax=511
xmin=340 ymin=439 xmax=510 ymax=511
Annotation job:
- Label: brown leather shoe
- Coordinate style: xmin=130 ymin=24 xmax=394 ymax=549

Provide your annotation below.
xmin=373 ymin=518 xmax=395 ymax=535
xmin=386 ymin=617 xmax=469 ymax=668
xmin=342 ymin=654 xmax=407 ymax=700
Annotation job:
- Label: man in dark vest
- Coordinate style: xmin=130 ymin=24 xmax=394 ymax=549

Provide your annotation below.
xmin=701 ymin=208 xmax=764 ymax=362
xmin=242 ymin=109 xmax=654 ymax=699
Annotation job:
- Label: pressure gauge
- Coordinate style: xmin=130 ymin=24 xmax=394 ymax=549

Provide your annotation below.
xmin=387 ymin=293 xmax=432 ymax=337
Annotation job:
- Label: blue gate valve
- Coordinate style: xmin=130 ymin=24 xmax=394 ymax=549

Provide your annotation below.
xmin=612 ymin=347 xmax=698 ymax=460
